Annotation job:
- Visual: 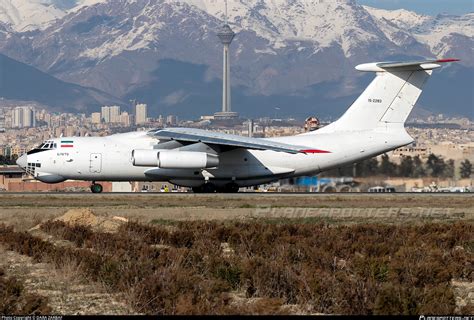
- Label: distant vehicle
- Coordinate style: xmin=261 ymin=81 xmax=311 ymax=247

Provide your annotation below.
xmin=438 ymin=187 xmax=471 ymax=193
xmin=16 ymin=59 xmax=459 ymax=193
xmin=368 ymin=186 xmax=396 ymax=193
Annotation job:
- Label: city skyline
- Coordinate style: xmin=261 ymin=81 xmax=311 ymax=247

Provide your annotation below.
xmin=0 ymin=1 xmax=471 ymax=120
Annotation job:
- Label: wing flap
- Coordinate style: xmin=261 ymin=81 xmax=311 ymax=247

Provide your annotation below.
xmin=149 ymin=128 xmax=310 ymax=154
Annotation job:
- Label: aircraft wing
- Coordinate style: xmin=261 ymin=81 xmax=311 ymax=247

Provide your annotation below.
xmin=148 ymin=128 xmax=312 ymax=154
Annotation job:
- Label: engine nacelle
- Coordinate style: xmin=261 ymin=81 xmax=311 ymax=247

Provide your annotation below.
xmin=132 ymin=150 xmax=219 ymax=169
xmin=132 ymin=149 xmax=160 ymax=167
xmin=158 ymin=151 xmax=219 ymax=169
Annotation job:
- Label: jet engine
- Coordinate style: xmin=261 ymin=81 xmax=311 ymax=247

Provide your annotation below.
xmin=132 ymin=150 xmax=219 ymax=169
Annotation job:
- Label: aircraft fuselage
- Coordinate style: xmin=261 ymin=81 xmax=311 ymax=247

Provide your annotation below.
xmin=18 ymin=128 xmax=412 ymax=189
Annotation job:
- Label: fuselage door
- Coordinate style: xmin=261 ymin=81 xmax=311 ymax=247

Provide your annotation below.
xmin=89 ymin=153 xmax=102 ymax=173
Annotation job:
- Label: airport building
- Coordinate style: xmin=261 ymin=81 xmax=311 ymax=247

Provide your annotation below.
xmin=0 ymin=166 xmax=113 ymax=192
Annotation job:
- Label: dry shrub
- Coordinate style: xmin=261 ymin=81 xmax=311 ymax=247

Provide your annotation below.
xmin=1 ymin=221 xmax=472 ymax=315
xmin=0 ymin=267 xmax=51 ymax=315
xmin=131 ymin=267 xmax=230 ymax=315
xmin=121 ymin=221 xmax=170 ymax=244
xmin=40 ymin=220 xmax=92 ymax=246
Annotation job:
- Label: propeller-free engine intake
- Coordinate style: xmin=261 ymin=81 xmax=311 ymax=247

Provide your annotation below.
xmin=132 ymin=150 xmax=219 ymax=169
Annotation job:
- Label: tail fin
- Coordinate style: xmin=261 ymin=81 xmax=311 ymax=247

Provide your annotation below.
xmin=324 ymin=59 xmax=458 ymax=132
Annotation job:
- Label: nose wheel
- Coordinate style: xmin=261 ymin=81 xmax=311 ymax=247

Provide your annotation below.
xmin=91 ymin=183 xmax=103 ymax=194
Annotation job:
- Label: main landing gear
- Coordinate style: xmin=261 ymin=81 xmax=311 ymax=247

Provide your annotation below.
xmin=192 ymin=183 xmax=216 ymax=193
xmin=90 ymin=182 xmax=103 ymax=193
xmin=220 ymin=183 xmax=239 ymax=193
xmin=192 ymin=183 xmax=239 ymax=193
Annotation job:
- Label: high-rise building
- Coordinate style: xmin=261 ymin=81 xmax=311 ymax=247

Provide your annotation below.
xmin=135 ymin=103 xmax=147 ymax=125
xmin=214 ymin=0 xmax=239 ymax=120
xmin=101 ymin=106 xmax=110 ymax=123
xmin=120 ymin=111 xmax=131 ymax=126
xmin=109 ymin=105 xmax=121 ymax=123
xmin=91 ymin=112 xmax=101 ymax=124
xmin=157 ymin=115 xmax=164 ymax=126
xmin=66 ymin=126 xmax=76 ymax=137
xmin=101 ymin=105 xmax=121 ymax=123
xmin=247 ymin=119 xmax=254 ymax=137
xmin=166 ymin=115 xmax=178 ymax=126
xmin=12 ymin=106 xmax=35 ymax=128
xmin=12 ymin=108 xmax=21 ymax=128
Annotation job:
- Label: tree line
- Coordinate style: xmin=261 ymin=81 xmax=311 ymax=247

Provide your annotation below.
xmin=0 ymin=154 xmax=18 ymax=166
xmin=322 ymin=154 xmax=472 ymax=179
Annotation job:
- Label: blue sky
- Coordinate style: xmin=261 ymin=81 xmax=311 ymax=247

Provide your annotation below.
xmin=357 ymin=0 xmax=474 ymax=16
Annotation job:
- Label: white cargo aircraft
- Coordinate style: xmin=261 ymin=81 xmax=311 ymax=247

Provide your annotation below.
xmin=17 ymin=59 xmax=458 ymax=193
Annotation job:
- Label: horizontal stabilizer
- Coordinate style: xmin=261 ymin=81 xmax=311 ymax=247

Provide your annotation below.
xmin=356 ymin=58 xmax=459 ymax=72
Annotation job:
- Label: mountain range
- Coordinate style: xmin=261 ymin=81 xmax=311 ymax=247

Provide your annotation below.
xmin=0 ymin=0 xmax=472 ymax=119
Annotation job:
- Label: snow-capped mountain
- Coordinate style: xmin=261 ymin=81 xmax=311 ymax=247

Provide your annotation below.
xmin=0 ymin=0 xmax=111 ymax=31
xmin=178 ymin=0 xmax=394 ymax=56
xmin=0 ymin=0 xmax=65 ymax=31
xmin=0 ymin=0 xmax=471 ymax=118
xmin=365 ymin=6 xmax=474 ymax=63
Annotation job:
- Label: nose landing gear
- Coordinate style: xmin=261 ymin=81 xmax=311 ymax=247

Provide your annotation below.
xmin=90 ymin=182 xmax=103 ymax=194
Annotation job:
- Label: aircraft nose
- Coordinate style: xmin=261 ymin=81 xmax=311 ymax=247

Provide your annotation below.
xmin=16 ymin=154 xmax=27 ymax=169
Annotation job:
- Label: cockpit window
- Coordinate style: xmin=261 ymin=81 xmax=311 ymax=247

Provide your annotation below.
xmin=28 ymin=141 xmax=56 ymax=156
xmin=37 ymin=141 xmax=56 ymax=150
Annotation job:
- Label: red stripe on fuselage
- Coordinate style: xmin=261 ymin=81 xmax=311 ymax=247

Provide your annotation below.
xmin=436 ymin=58 xmax=460 ymax=63
xmin=61 ymin=145 xmax=74 ymax=148
xmin=300 ymin=149 xmax=331 ymax=154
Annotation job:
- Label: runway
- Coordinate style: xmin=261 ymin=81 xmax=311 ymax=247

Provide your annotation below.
xmin=0 ymin=192 xmax=471 ymax=228
xmin=1 ymin=191 xmax=473 ymax=196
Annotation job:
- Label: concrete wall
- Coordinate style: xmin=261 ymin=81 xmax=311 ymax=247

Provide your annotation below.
xmin=5 ymin=180 xmax=113 ymax=192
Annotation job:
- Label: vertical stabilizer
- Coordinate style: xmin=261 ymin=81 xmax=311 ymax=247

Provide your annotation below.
xmin=321 ymin=59 xmax=458 ymax=132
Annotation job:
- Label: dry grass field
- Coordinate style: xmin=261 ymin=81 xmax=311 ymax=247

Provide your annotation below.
xmin=0 ymin=193 xmax=472 ymax=315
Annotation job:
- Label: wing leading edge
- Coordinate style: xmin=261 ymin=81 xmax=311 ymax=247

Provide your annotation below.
xmin=148 ymin=128 xmax=316 ymax=154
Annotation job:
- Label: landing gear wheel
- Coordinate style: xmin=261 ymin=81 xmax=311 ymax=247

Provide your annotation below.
xmin=201 ymin=183 xmax=217 ymax=193
xmin=91 ymin=183 xmax=103 ymax=194
xmin=219 ymin=183 xmax=240 ymax=193
xmin=193 ymin=183 xmax=217 ymax=193
xmin=192 ymin=186 xmax=203 ymax=193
